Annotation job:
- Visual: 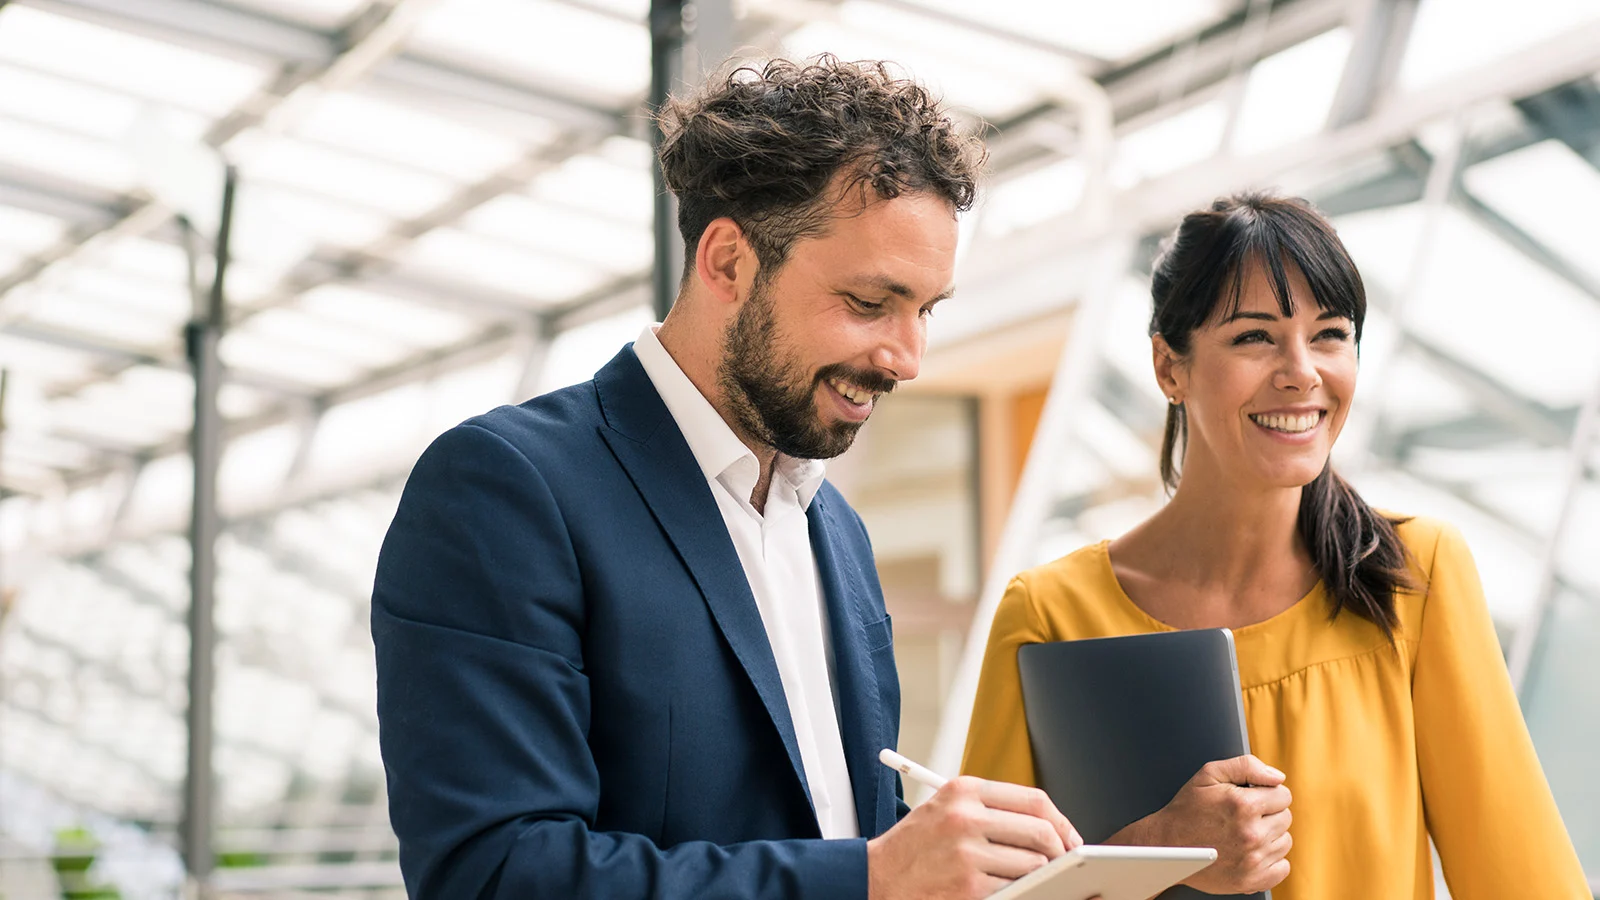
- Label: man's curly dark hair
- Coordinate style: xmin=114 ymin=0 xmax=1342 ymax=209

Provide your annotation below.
xmin=657 ymin=55 xmax=986 ymax=278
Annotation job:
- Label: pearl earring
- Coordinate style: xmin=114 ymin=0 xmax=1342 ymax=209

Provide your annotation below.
xmin=1168 ymin=396 xmax=1180 ymax=405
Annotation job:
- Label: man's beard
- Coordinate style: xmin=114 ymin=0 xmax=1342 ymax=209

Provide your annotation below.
xmin=719 ymin=279 xmax=896 ymax=460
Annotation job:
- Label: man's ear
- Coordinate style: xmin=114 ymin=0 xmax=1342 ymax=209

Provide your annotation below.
xmin=694 ymin=217 xmax=756 ymax=307
xmin=1152 ymin=333 xmax=1187 ymax=404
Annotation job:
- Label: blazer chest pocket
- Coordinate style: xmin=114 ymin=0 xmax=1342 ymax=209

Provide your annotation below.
xmin=862 ymin=613 xmax=894 ymax=652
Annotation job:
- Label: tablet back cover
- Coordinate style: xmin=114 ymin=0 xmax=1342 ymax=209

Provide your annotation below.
xmin=1017 ymin=628 xmax=1265 ymax=900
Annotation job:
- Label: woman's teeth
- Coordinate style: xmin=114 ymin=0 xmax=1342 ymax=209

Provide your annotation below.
xmin=829 ymin=378 xmax=873 ymax=405
xmin=1251 ymin=412 xmax=1320 ymax=434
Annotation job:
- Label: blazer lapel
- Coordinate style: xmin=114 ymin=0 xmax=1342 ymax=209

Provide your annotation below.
xmin=808 ymin=490 xmax=885 ymax=837
xmin=593 ymin=347 xmax=815 ymax=812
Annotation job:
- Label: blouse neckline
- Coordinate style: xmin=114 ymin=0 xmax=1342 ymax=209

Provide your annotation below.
xmin=1091 ymin=539 xmax=1326 ymax=637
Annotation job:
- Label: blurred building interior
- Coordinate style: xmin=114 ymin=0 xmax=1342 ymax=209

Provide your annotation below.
xmin=0 ymin=0 xmax=1597 ymax=896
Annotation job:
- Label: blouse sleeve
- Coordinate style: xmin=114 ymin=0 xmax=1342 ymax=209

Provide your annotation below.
xmin=960 ymin=575 xmax=1051 ymax=787
xmin=1412 ymin=523 xmax=1590 ymax=898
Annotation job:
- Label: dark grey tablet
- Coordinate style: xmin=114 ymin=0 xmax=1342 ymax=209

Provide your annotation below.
xmin=1017 ymin=628 xmax=1265 ymax=900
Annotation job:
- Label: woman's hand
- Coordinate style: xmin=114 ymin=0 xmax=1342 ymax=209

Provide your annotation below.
xmin=1109 ymin=755 xmax=1292 ymax=895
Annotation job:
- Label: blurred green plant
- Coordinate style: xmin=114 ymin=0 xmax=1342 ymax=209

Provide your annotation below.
xmin=50 ymin=828 xmax=121 ymax=900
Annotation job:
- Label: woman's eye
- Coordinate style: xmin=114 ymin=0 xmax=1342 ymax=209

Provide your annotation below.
xmin=1317 ymin=327 xmax=1351 ymax=342
xmin=1232 ymin=330 xmax=1270 ymax=345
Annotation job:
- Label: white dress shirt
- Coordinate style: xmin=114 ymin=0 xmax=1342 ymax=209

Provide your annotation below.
xmin=632 ymin=325 xmax=860 ymax=840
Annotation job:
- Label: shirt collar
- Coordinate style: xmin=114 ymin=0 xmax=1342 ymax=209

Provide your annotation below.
xmin=632 ymin=325 xmax=826 ymax=509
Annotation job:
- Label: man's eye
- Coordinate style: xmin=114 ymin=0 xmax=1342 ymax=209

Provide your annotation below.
xmin=847 ymin=294 xmax=882 ymax=312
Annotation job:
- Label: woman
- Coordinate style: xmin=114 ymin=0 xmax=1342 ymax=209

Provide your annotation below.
xmin=961 ymin=193 xmax=1588 ymax=899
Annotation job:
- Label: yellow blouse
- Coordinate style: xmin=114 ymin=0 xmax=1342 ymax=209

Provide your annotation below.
xmin=961 ymin=516 xmax=1588 ymax=900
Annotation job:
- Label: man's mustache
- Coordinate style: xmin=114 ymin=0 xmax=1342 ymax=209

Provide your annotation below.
xmin=815 ymin=364 xmax=897 ymax=396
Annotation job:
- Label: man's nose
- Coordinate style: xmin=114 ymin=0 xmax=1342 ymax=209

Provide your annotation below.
xmin=870 ymin=313 xmax=924 ymax=382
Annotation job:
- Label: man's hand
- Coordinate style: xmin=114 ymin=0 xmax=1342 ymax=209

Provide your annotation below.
xmin=1111 ymin=755 xmax=1292 ymax=895
xmin=866 ymin=776 xmax=1085 ymax=900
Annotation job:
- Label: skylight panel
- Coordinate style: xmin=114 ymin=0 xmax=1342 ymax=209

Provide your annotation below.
xmin=537 ymin=305 xmax=653 ymax=393
xmin=1399 ymin=0 xmax=1599 ymax=91
xmin=1351 ymin=468 xmax=1542 ymax=624
xmin=296 ymin=283 xmax=479 ymax=349
xmin=0 ymin=62 xmax=146 ymax=141
xmin=460 ymin=194 xmax=651 ymax=274
xmin=1333 ymin=203 xmax=1425 ymax=292
xmin=1232 ymin=28 xmax=1352 ymax=155
xmin=1405 ymin=208 xmax=1600 ymax=408
xmin=0 ymin=248 xmax=23 ymax=278
xmin=54 ymin=266 xmax=189 ymax=320
xmin=979 ymin=158 xmax=1087 ymax=238
xmin=778 ymin=11 xmax=1052 ymax=120
xmin=1553 ymin=483 xmax=1600 ymax=596
xmin=0 ymin=6 xmax=270 ymax=115
xmin=4 ymin=432 xmax=95 ymax=474
xmin=421 ymin=351 xmax=522 ymax=431
xmin=403 ymin=228 xmax=609 ymax=302
xmin=0 ymin=206 xmax=67 ymax=254
xmin=230 ymin=183 xmax=395 ymax=271
xmin=1463 ymin=140 xmax=1600 ymax=286
xmin=220 ymin=329 xmax=368 ymax=389
xmin=408 ymin=0 xmax=650 ymax=106
xmin=0 ymin=117 xmax=138 ymax=192
xmin=529 ymin=154 xmax=653 ymax=227
xmin=219 ymin=423 xmax=301 ymax=513
xmin=232 ymin=306 xmax=416 ymax=371
xmin=578 ymin=0 xmax=648 ymax=19
xmin=48 ymin=387 xmax=186 ymax=448
xmin=1109 ymin=98 xmax=1228 ymax=187
xmin=304 ymin=381 xmax=432 ymax=479
xmin=291 ymin=89 xmax=532 ymax=181
xmin=905 ymin=0 xmax=1228 ymax=61
xmin=96 ymin=237 xmax=189 ymax=285
xmin=21 ymin=292 xmax=184 ymax=350
xmin=218 ymin=383 xmax=277 ymax=421
xmin=1363 ymin=350 xmax=1475 ymax=433
xmin=220 ymin=0 xmax=370 ymax=30
xmin=232 ymin=133 xmax=459 ymax=220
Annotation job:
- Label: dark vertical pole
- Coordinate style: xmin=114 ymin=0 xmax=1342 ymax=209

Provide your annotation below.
xmin=183 ymin=164 xmax=235 ymax=899
xmin=649 ymin=0 xmax=686 ymax=322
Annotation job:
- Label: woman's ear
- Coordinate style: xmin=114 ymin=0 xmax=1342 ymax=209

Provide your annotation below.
xmin=694 ymin=217 xmax=756 ymax=307
xmin=1152 ymin=333 xmax=1187 ymax=405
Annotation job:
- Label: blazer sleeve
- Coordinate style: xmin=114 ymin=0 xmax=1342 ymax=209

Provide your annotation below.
xmin=1412 ymin=523 xmax=1589 ymax=898
xmin=371 ymin=423 xmax=866 ymax=900
xmin=960 ymin=575 xmax=1048 ymax=787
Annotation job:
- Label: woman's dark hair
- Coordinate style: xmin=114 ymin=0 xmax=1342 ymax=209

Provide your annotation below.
xmin=1149 ymin=192 xmax=1412 ymax=638
xmin=656 ymin=55 xmax=986 ymax=275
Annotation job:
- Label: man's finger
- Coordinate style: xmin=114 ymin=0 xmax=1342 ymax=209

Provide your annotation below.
xmin=974 ymin=779 xmax=1083 ymax=850
xmin=975 ymin=841 xmax=1053 ymax=879
xmin=977 ymin=807 xmax=1068 ymax=860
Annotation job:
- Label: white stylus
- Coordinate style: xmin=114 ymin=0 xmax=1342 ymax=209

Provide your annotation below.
xmin=879 ymin=748 xmax=949 ymax=791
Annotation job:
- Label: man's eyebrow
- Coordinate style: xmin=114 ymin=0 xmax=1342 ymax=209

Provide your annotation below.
xmin=850 ymin=274 xmax=956 ymax=303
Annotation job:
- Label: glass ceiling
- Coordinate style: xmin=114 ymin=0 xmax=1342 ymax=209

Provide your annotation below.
xmin=1 ymin=0 xmax=1598 ymax=895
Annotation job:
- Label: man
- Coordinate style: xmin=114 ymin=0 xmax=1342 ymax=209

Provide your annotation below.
xmin=372 ymin=56 xmax=1082 ymax=899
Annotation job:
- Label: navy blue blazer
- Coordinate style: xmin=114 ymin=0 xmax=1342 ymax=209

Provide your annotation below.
xmin=372 ymin=345 xmax=908 ymax=899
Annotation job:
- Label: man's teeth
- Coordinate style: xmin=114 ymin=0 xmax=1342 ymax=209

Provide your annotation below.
xmin=1251 ymin=412 xmax=1320 ymax=434
xmin=828 ymin=379 xmax=874 ymax=405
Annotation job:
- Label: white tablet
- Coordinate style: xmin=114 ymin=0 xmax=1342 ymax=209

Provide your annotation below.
xmin=987 ymin=845 xmax=1218 ymax=900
